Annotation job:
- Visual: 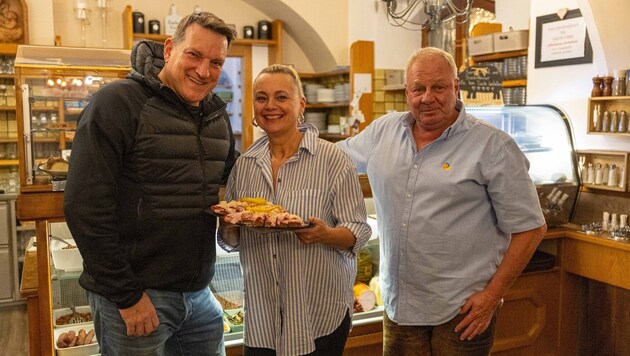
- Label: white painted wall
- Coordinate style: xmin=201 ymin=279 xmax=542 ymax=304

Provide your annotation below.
xmin=349 ymin=0 xmax=423 ymax=70
xmin=495 ymin=0 xmax=530 ymax=31
xmin=524 ymin=0 xmax=630 ymax=152
xmin=24 ymin=0 xmax=55 ymax=45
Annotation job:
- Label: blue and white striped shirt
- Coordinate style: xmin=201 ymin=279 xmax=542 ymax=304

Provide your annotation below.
xmin=224 ymin=123 xmax=371 ymax=355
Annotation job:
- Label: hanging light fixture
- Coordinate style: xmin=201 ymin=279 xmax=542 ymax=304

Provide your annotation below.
xmin=383 ymin=0 xmax=473 ymax=31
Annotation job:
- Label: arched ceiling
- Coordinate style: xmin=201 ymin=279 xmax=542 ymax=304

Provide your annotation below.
xmin=241 ymin=0 xmax=337 ymax=71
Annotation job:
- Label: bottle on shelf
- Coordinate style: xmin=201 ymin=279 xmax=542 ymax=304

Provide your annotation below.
xmin=612 ymin=69 xmax=627 ymax=96
xmin=39 ymin=113 xmax=48 ymax=137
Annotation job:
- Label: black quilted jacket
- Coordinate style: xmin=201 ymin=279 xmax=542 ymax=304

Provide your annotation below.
xmin=64 ymin=40 xmax=237 ymax=308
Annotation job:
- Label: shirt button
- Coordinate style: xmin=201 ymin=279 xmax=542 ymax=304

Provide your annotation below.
xmin=407 ymin=193 xmax=411 ymax=198
xmin=402 ymin=223 xmax=407 ymax=227
xmin=414 ymin=164 xmax=418 ymax=169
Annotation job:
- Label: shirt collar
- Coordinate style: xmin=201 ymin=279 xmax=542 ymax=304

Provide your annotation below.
xmin=243 ymin=123 xmax=319 ymax=160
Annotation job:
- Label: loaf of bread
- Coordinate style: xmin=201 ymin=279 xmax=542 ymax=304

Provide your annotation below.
xmin=45 ymin=157 xmax=69 ymax=172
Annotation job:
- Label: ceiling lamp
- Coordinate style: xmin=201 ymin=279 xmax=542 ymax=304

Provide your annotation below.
xmin=383 ymin=0 xmax=473 ymax=31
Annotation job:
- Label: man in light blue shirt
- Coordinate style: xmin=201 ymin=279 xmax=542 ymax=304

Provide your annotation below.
xmin=337 ymin=47 xmax=547 ymax=355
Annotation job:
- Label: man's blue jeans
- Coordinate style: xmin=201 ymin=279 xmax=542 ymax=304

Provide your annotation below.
xmin=88 ymin=287 xmax=225 ymax=356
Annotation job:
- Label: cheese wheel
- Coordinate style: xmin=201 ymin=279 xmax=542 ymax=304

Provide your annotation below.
xmin=368 ymin=275 xmax=383 ymax=306
xmin=353 ymin=282 xmax=376 ymax=311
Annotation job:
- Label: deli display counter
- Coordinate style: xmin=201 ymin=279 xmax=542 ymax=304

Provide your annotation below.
xmin=467 ymin=104 xmax=581 ymax=227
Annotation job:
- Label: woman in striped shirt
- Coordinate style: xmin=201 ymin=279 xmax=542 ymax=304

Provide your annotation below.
xmin=219 ymin=64 xmax=371 ymax=356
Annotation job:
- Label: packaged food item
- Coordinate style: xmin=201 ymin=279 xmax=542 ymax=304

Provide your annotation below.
xmin=355 ymin=247 xmax=373 ymax=284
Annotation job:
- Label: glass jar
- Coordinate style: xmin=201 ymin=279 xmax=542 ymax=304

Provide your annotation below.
xmin=612 ymin=69 xmax=627 ymax=96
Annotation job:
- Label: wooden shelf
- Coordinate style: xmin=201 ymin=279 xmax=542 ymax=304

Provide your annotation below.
xmin=503 ymin=79 xmax=527 ymax=87
xmin=589 ymin=95 xmax=630 ymax=101
xmin=0 ymin=105 xmax=16 ymax=110
xmin=130 ymin=32 xmax=277 ymax=47
xmin=0 ymin=74 xmax=14 ymax=80
xmin=0 ymin=137 xmax=17 ymax=142
xmin=306 ymin=101 xmax=349 ymax=109
xmin=299 ymin=68 xmax=350 ymax=79
xmin=0 ymin=43 xmax=18 ymax=55
xmin=0 ymin=159 xmax=18 ymax=166
xmin=471 ymin=49 xmax=528 ymax=63
xmin=576 ymin=150 xmax=629 ymax=192
xmin=382 ymin=84 xmax=405 ymax=91
xmin=587 ymin=96 xmax=630 ymax=134
xmin=31 ymin=106 xmax=58 ymax=112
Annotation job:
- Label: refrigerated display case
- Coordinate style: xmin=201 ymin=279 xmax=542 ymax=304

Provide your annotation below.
xmin=467 ymin=104 xmax=580 ymax=227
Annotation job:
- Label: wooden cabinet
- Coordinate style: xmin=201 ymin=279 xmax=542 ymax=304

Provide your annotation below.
xmin=587 ymin=96 xmax=630 ymax=135
xmin=299 ymin=41 xmax=374 ymax=141
xmin=14 ymin=46 xmax=130 ymax=189
xmin=576 ymin=150 xmax=629 ymax=192
xmin=14 ymin=46 xmax=131 ymax=356
xmin=0 ymin=44 xmax=18 ymax=192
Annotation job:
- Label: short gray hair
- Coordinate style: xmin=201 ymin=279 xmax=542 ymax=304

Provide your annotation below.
xmin=406 ymin=47 xmax=458 ymax=79
xmin=171 ymin=12 xmax=237 ymax=47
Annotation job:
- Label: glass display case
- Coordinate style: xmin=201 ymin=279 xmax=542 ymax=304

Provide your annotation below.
xmin=14 ymin=45 xmax=131 ymax=191
xmin=467 ymin=105 xmax=580 ymax=226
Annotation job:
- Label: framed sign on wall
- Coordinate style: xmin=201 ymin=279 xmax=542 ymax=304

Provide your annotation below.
xmin=534 ymin=8 xmax=592 ymax=68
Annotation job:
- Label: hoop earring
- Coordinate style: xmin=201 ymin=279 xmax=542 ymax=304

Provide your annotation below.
xmin=252 ymin=117 xmax=259 ymax=127
xmin=298 ymin=114 xmax=305 ymax=125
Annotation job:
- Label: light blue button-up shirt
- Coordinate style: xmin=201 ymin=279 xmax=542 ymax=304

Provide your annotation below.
xmin=337 ymin=103 xmax=545 ymax=325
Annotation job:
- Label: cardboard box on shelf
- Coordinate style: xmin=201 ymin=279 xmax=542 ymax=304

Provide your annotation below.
xmin=468 ymin=34 xmax=494 ymax=56
xmin=493 ymin=30 xmax=529 ymax=53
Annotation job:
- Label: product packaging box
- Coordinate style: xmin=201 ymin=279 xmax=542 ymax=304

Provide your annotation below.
xmin=493 ymin=30 xmax=529 ymax=53
xmin=468 ymin=34 xmax=494 ymax=56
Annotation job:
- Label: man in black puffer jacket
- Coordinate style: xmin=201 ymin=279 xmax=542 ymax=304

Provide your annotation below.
xmin=64 ymin=12 xmax=237 ymax=356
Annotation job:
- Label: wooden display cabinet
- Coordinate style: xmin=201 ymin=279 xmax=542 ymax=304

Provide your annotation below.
xmin=576 ymin=150 xmax=629 ymax=192
xmin=299 ymin=41 xmax=374 ymax=141
xmin=14 ymin=45 xmax=131 ymax=356
xmin=14 ymin=45 xmax=130 ymax=191
xmin=587 ymin=96 xmax=630 ymax=135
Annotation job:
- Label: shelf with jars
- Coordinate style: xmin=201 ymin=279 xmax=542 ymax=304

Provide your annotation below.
xmin=298 ymin=41 xmax=374 ymax=140
xmin=14 ymin=45 xmax=130 ymax=192
xmin=122 ymin=5 xmax=284 ymax=66
xmin=587 ymin=96 xmax=630 ymax=135
xmin=470 ymin=49 xmax=528 ymax=105
xmin=577 ymin=150 xmax=628 ymax=192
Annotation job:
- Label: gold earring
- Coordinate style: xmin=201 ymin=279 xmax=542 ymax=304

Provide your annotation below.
xmin=252 ymin=117 xmax=259 ymax=127
xmin=298 ymin=114 xmax=305 ymax=125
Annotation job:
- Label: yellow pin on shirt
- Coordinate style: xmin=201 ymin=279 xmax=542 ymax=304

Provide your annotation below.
xmin=442 ymin=162 xmax=451 ymax=171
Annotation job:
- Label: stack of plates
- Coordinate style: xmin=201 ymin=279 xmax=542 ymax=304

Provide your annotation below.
xmin=316 ymin=88 xmax=335 ymax=103
xmin=304 ymin=112 xmax=327 ymax=131
xmin=502 ymin=87 xmax=526 ymax=105
xmin=334 ymin=83 xmax=350 ymax=102
xmin=305 ymin=84 xmax=324 ymax=103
